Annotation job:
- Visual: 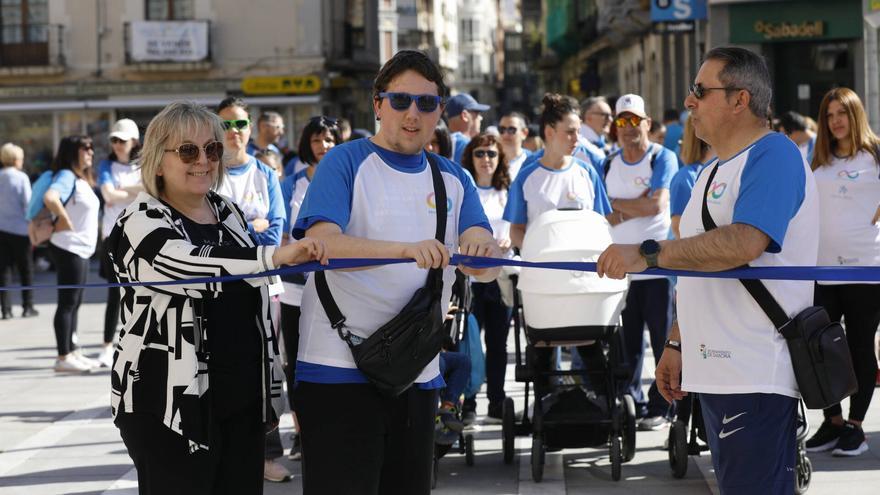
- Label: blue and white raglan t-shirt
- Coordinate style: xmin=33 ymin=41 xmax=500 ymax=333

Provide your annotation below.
xmin=451 ymin=132 xmax=471 ymax=164
xmin=246 ymin=140 xmax=281 ymax=158
xmin=799 ymin=135 xmax=816 ymax=164
xmin=97 ymin=159 xmax=142 ymax=238
xmin=506 ymin=148 xmax=533 ymax=181
xmin=279 ymin=168 xmax=312 ymax=306
xmin=669 ymin=161 xmax=708 ymax=218
xmin=813 ymin=150 xmax=880 ymax=284
xmin=521 ymin=142 xmax=605 ymax=177
xmin=292 ymin=139 xmax=491 ymax=387
xmin=48 ymin=169 xmax=100 ymax=259
xmin=605 ymin=143 xmax=678 ymax=279
xmin=503 ymin=157 xmax=611 ymax=227
xmin=216 ymin=155 xmax=285 ymax=246
xmin=677 ymin=132 xmax=819 ymax=398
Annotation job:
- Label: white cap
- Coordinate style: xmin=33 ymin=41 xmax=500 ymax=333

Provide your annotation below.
xmin=109 ymin=119 xmax=139 ymax=142
xmin=615 ymin=94 xmax=648 ymax=119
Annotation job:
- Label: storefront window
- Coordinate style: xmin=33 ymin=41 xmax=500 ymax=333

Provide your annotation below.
xmin=0 ymin=112 xmax=52 ymax=176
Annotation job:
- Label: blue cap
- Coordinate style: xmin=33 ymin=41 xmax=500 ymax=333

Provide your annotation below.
xmin=445 ymin=93 xmax=490 ymax=118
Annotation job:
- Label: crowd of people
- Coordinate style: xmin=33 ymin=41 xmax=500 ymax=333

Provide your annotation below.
xmin=0 ymin=45 xmax=878 ymax=494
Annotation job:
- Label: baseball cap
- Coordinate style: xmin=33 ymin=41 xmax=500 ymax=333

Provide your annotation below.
xmin=109 ymin=119 xmax=140 ymax=142
xmin=445 ymin=93 xmax=490 ymax=118
xmin=615 ymin=94 xmax=648 ymax=119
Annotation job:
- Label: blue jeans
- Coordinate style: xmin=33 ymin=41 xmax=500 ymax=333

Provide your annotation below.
xmin=439 ymin=351 xmax=471 ymax=405
xmin=469 ymin=281 xmax=511 ymax=408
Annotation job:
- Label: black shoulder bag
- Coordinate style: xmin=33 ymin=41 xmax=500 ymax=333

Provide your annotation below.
xmin=700 ymin=163 xmax=857 ymax=410
xmin=314 ymin=153 xmax=447 ymax=397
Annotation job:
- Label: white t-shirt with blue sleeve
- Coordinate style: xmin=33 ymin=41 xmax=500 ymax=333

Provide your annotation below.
xmin=279 ymin=169 xmax=312 ymax=306
xmin=48 ymin=170 xmax=100 ymax=259
xmin=292 ymin=139 xmax=491 ymax=387
xmin=677 ymin=132 xmax=819 ymax=398
xmin=97 ymin=159 xmax=142 ymax=238
xmin=669 ymin=161 xmax=707 ymax=218
xmin=451 ymin=132 xmax=471 ymax=164
xmin=216 ymin=155 xmax=285 ymax=247
xmin=503 ymin=157 xmax=611 ymax=227
xmin=605 ymin=143 xmax=678 ymax=279
xmin=521 ymin=143 xmax=605 ymax=177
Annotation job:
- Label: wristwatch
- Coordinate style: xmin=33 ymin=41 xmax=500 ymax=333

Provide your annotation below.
xmin=639 ymin=239 xmax=661 ymax=268
xmin=664 ymin=339 xmax=681 ymax=352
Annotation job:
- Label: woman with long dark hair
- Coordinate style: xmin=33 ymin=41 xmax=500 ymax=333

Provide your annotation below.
xmin=805 ymin=87 xmax=880 ymax=457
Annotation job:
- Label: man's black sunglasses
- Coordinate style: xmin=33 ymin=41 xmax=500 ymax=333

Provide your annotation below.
xmin=377 ymin=92 xmax=444 ymax=113
xmin=689 ymin=83 xmax=745 ymax=100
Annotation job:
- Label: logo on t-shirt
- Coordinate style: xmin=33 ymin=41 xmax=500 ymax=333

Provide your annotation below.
xmin=426 ymin=192 xmax=453 ymax=215
xmin=633 ymin=176 xmax=650 ymax=188
xmin=699 ymin=344 xmax=732 ymax=360
xmin=837 ymin=170 xmax=860 ymax=180
xmin=708 ymin=181 xmax=728 ymax=200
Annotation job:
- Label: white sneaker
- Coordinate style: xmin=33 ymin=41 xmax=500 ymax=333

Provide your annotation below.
xmin=264 ymin=459 xmax=292 ymax=482
xmin=97 ymin=346 xmax=115 ymax=368
xmin=54 ymin=357 xmax=92 ymax=373
xmin=71 ymin=349 xmax=101 ymax=369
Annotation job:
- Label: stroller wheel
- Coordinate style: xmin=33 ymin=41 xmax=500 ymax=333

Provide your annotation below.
xmin=622 ymin=394 xmax=637 ymax=462
xmin=669 ymin=420 xmax=689 ymax=479
xmin=502 ymin=397 xmax=515 ymax=465
xmin=796 ymin=453 xmax=812 ymax=494
xmin=610 ymin=435 xmax=623 ymax=481
xmin=431 ymin=456 xmax=439 ymax=490
xmin=465 ymin=434 xmax=475 ymax=467
xmin=531 ymin=435 xmax=545 ymax=482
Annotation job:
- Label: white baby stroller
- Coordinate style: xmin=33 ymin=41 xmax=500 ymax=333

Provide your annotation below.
xmin=502 ymin=207 xmax=636 ymax=482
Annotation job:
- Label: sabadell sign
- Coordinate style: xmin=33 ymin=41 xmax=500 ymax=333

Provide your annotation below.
xmin=753 ymin=20 xmax=824 ymax=41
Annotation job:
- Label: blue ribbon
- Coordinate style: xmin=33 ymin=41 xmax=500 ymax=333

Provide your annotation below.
xmin=2 ymin=255 xmax=880 ymax=292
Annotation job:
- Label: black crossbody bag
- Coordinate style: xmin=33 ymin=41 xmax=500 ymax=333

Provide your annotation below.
xmin=700 ymin=163 xmax=857 ymax=409
xmin=314 ymin=154 xmax=447 ymax=397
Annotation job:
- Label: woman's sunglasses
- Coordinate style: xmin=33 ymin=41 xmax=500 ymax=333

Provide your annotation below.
xmin=164 ymin=141 xmax=224 ymax=164
xmin=614 ymin=116 xmax=644 ymax=128
xmin=221 ymin=119 xmax=250 ymax=131
xmin=80 ymin=144 xmax=94 ymax=152
xmin=473 ymin=149 xmax=498 ymax=159
xmin=377 ymin=92 xmax=443 ymax=113
xmin=110 ymin=137 xmax=127 ymax=145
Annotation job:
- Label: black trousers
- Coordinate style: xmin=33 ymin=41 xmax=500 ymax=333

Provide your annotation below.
xmin=0 ymin=230 xmax=34 ymax=311
xmin=100 ymin=242 xmax=121 ymax=344
xmin=294 ymin=382 xmax=437 ymax=495
xmin=279 ymin=303 xmax=301 ymax=410
xmin=815 ymin=283 xmax=880 ymax=422
xmin=116 ymin=401 xmax=265 ymax=495
xmin=49 ymin=244 xmax=89 ymax=356
xmin=621 ymin=278 xmax=673 ymax=417
xmin=469 ymin=281 xmax=512 ymax=408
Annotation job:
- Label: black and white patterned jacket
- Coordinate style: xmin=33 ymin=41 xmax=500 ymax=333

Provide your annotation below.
xmin=106 ymin=191 xmax=284 ymax=451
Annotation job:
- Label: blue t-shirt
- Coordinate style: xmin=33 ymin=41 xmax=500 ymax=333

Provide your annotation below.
xmin=669 ymin=161 xmax=707 ymax=217
xmin=451 ymin=132 xmax=471 ymax=164
xmin=664 ymin=122 xmax=684 ymax=155
xmin=245 ymin=140 xmax=281 ymax=157
xmin=292 ymin=138 xmax=490 ymax=387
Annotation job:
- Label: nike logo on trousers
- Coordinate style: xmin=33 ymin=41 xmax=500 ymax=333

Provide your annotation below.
xmin=718 ymin=426 xmax=745 ymax=439
xmin=722 ymin=412 xmax=747 ymax=424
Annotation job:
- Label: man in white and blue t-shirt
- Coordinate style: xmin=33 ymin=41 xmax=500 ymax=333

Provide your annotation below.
xmin=446 ymin=93 xmax=489 ymax=163
xmin=598 ymin=47 xmax=818 ymax=494
xmin=292 ymin=50 xmax=500 ymax=494
xmin=497 ymin=111 xmax=533 ymax=180
xmin=603 ymin=93 xmax=678 ymax=429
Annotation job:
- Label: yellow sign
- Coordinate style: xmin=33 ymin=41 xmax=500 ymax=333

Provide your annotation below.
xmin=753 ymin=20 xmax=824 ymax=41
xmin=241 ymin=75 xmax=321 ymax=95
xmin=873 ymin=0 xmax=880 ymax=11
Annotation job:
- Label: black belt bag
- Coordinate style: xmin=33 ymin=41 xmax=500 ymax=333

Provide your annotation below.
xmin=314 ymin=153 xmax=447 ymax=397
xmin=700 ymin=164 xmax=857 ymax=410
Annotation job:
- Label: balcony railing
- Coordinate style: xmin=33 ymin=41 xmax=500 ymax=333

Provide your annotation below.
xmin=0 ymin=24 xmax=65 ymax=68
xmin=124 ymin=20 xmax=212 ymax=65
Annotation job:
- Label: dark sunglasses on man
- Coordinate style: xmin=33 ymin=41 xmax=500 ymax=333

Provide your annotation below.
xmin=221 ymin=119 xmax=250 ymax=131
xmin=688 ymin=83 xmax=744 ymax=100
xmin=164 ymin=141 xmax=224 ymax=164
xmin=377 ymin=92 xmax=444 ymax=113
xmin=498 ymin=126 xmax=520 ymax=135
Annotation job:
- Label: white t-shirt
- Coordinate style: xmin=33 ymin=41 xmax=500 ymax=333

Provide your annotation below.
xmin=677 ymin=132 xmax=819 ymax=398
xmin=97 ymin=159 xmax=142 ymax=238
xmin=279 ymin=169 xmax=311 ymax=306
xmin=292 ymin=139 xmax=491 ymax=385
xmin=605 ymin=144 xmax=678 ymax=280
xmin=476 ymin=186 xmax=509 ymax=242
xmin=507 ymin=151 xmax=530 ymax=181
xmin=50 ymin=177 xmax=100 ymax=259
xmin=217 ymin=157 xmax=271 ymax=222
xmin=813 ymin=150 xmax=880 ymax=284
xmin=503 ymin=158 xmax=611 ymax=227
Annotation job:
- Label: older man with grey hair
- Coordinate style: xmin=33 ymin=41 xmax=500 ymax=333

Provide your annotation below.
xmin=579 ymin=96 xmax=613 ymax=154
xmin=598 ymin=46 xmax=818 ymax=493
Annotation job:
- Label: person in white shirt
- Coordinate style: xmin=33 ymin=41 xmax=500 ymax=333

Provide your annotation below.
xmin=603 ymin=94 xmax=678 ymax=429
xmin=497 ymin=111 xmax=533 ymax=180
xmin=779 ymin=111 xmax=817 ymax=164
xmin=804 ymin=87 xmax=880 ymax=457
xmin=96 ymin=119 xmax=143 ymax=368
xmin=579 ymin=96 xmax=613 ymax=153
xmin=599 ymin=47 xmax=818 ymax=494
xmin=44 ymin=136 xmax=102 ymax=373
xmin=0 ymin=142 xmax=36 ymax=319
xmin=460 ymin=132 xmax=512 ymax=423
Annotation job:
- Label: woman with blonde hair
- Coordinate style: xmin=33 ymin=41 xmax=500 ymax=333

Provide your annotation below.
xmin=669 ymin=115 xmax=713 ymax=239
xmin=107 ymin=101 xmax=326 ymax=493
xmin=805 ymin=87 xmax=880 ymax=458
xmin=0 ymin=142 xmax=37 ymax=319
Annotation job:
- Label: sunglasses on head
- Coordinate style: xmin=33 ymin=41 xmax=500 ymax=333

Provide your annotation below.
xmin=377 ymin=92 xmax=443 ymax=113
xmin=689 ymin=83 xmax=744 ymax=100
xmin=164 ymin=141 xmax=224 ymax=164
xmin=221 ymin=119 xmax=250 ymax=131
xmin=473 ymin=149 xmax=498 ymax=159
xmin=498 ymin=126 xmax=520 ymax=135
xmin=614 ymin=116 xmax=644 ymax=128
xmin=310 ymin=115 xmax=339 ymax=127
